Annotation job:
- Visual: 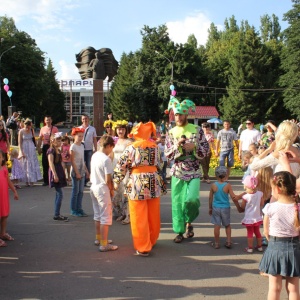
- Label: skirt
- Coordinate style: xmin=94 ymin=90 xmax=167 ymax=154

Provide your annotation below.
xmin=259 ymin=236 xmax=300 ymax=277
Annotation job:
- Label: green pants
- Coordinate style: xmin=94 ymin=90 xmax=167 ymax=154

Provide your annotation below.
xmin=171 ymin=177 xmax=200 ymax=234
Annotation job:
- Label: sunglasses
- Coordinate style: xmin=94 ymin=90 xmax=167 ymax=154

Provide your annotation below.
xmin=106 ymin=126 xmax=111 ymax=129
xmin=258 ymin=146 xmax=266 ymax=150
xmin=245 ymin=122 xmax=252 ymax=125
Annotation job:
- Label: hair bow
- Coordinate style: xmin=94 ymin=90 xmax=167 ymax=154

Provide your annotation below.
xmin=54 ymin=132 xmax=63 ymax=139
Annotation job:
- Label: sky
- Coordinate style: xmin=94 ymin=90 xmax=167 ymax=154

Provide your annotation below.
xmin=0 ymin=0 xmax=294 ymax=80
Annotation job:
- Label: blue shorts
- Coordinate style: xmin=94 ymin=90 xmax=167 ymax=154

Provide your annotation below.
xmin=211 ymin=207 xmax=230 ymax=227
xmin=219 ymin=149 xmax=234 ymax=168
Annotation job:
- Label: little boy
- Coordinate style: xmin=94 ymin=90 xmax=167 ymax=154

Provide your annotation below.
xmin=90 ymin=135 xmax=118 ymax=252
xmin=209 ymin=166 xmax=243 ymax=249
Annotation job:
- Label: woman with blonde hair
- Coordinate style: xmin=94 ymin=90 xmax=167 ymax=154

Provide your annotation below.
xmin=250 ymin=120 xmax=300 ymax=178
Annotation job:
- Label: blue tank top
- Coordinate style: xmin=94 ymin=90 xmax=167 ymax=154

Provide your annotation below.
xmin=213 ymin=182 xmax=230 ymax=208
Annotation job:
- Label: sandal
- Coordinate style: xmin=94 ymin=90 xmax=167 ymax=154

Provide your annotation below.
xmin=225 ymin=241 xmax=232 ymax=249
xmin=211 ymin=242 xmax=220 ymax=249
xmin=173 ymin=234 xmax=184 ymax=243
xmin=116 ymin=215 xmax=125 ymax=222
xmin=0 ymin=239 xmax=7 ymax=247
xmin=122 ymin=217 xmax=130 ymax=225
xmin=135 ymin=250 xmax=149 ymax=257
xmin=186 ymin=225 xmax=194 ymax=238
xmin=0 ymin=233 xmax=14 ymax=241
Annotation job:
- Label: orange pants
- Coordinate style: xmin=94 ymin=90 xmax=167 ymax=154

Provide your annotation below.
xmin=129 ymin=197 xmax=160 ymax=253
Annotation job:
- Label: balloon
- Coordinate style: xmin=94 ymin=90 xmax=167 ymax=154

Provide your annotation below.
xmin=171 ymin=90 xmax=177 ymax=96
xmin=4 ymin=85 xmax=9 ymax=92
xmin=169 ymin=84 xmax=175 ymax=91
xmin=3 ymin=78 xmax=8 ymax=85
xmin=7 ymin=90 xmax=12 ymax=97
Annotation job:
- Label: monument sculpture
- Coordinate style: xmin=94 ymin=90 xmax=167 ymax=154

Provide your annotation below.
xmin=75 ymin=47 xmax=119 ymax=81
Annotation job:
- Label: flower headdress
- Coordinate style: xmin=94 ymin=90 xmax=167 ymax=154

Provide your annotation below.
xmin=165 ymin=97 xmax=196 ymax=115
xmin=103 ymin=120 xmax=114 ymax=128
xmin=112 ymin=120 xmax=128 ymax=130
xmin=71 ymin=127 xmax=85 ymax=136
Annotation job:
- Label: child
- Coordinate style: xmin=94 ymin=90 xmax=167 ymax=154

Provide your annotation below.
xmin=9 ymin=148 xmax=25 ymax=189
xmin=209 ymin=166 xmax=243 ymax=249
xmin=238 ymin=175 xmax=264 ymax=253
xmin=0 ymin=149 xmax=19 ymax=247
xmin=259 ymin=171 xmax=300 ymax=300
xmin=47 ymin=133 xmax=68 ymax=221
xmin=70 ymin=128 xmax=89 ymax=217
xmin=242 ymin=151 xmax=253 ymax=179
xmin=90 ymin=135 xmax=118 ymax=252
xmin=61 ymin=135 xmax=72 ymax=185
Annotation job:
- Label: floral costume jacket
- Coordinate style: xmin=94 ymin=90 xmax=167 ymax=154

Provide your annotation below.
xmin=113 ymin=144 xmax=167 ymax=200
xmin=165 ymin=123 xmax=210 ymax=181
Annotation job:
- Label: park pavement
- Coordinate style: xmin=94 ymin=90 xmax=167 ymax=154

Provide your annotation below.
xmin=1 ymin=178 xmax=282 ymax=300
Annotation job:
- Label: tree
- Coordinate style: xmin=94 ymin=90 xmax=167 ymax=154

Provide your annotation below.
xmin=279 ymin=0 xmax=300 ymax=118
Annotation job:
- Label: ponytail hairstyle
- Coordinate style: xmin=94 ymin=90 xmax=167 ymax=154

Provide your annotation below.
xmin=272 ymin=171 xmax=299 ymax=228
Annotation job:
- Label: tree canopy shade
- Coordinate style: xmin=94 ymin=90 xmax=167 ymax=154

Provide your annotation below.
xmin=0 ymin=16 xmax=66 ymax=124
xmin=280 ymin=0 xmax=300 ymax=118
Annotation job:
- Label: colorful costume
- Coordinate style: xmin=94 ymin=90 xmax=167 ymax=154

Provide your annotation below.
xmin=113 ymin=122 xmax=166 ymax=255
xmin=165 ymin=98 xmax=210 ymax=237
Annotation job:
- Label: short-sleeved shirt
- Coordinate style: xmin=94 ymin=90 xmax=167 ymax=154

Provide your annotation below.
xmin=90 ymin=151 xmax=113 ymax=186
xmin=39 ymin=126 xmax=58 ymax=145
xmin=79 ymin=125 xmax=97 ymax=151
xmin=217 ymin=129 xmax=238 ymax=152
xmin=240 ymin=128 xmax=261 ymax=151
xmin=158 ymin=143 xmax=167 ymax=161
xmin=263 ymin=202 xmax=300 ymax=237
xmin=70 ymin=143 xmax=85 ymax=176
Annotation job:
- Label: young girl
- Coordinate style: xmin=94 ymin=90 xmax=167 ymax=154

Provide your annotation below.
xmin=10 ymin=148 xmax=25 ymax=189
xmin=47 ymin=133 xmax=68 ymax=221
xmin=70 ymin=127 xmax=89 ymax=217
xmin=0 ymin=149 xmax=19 ymax=247
xmin=238 ymin=175 xmax=264 ymax=253
xmin=61 ymin=135 xmax=72 ymax=185
xmin=259 ymin=171 xmax=300 ymax=300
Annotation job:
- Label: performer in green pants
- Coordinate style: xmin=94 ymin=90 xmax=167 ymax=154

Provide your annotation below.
xmin=165 ymin=98 xmax=209 ymax=243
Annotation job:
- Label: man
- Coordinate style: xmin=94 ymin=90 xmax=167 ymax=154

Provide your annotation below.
xmin=38 ymin=116 xmax=58 ymax=186
xmin=215 ymin=120 xmax=239 ymax=179
xmin=165 ymin=98 xmax=209 ymax=243
xmin=79 ymin=113 xmax=97 ymax=186
xmin=6 ymin=111 xmax=19 ymax=146
xmin=238 ymin=118 xmax=261 ymax=168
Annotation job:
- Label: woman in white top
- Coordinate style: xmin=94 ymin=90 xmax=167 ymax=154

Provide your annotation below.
xmin=250 ymin=120 xmax=300 ymax=179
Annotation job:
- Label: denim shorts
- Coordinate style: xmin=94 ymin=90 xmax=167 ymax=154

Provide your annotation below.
xmin=219 ymin=149 xmax=234 ymax=167
xmin=211 ymin=207 xmax=230 ymax=227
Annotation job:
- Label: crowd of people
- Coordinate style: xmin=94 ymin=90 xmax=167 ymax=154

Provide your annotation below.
xmin=1 ymin=105 xmax=300 ymax=298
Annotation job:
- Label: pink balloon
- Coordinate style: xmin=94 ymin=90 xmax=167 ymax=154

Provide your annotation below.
xmin=4 ymin=85 xmax=9 ymax=92
xmin=171 ymin=90 xmax=176 ymax=96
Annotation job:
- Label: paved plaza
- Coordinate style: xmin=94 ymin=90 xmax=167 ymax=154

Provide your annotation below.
xmin=0 ymin=179 xmax=283 ymax=299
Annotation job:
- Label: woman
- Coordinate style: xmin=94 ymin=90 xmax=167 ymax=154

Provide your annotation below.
xmin=250 ymin=120 xmax=300 ymax=179
xmin=18 ymin=118 xmax=42 ymax=186
xmin=200 ymin=122 xmax=216 ymax=183
xmin=0 ymin=120 xmax=10 ymax=162
xmin=259 ymin=120 xmax=276 ymax=149
xmin=111 ymin=120 xmax=132 ymax=224
xmin=103 ymin=120 xmax=115 ymax=137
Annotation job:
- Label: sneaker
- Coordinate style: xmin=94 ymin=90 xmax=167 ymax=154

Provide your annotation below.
xmin=70 ymin=210 xmax=79 ymax=216
xmin=244 ymin=247 xmax=253 ymax=253
xmin=256 ymin=246 xmax=263 ymax=252
xmin=77 ymin=209 xmax=88 ymax=217
xmin=94 ymin=239 xmax=112 ymax=246
xmin=99 ymin=244 xmax=118 ymax=252
xmin=53 ymin=215 xmax=69 ymax=222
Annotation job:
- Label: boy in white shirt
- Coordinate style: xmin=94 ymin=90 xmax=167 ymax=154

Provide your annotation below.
xmin=90 ymin=135 xmax=118 ymax=252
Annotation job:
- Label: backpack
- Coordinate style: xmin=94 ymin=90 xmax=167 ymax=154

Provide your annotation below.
xmin=6 ymin=117 xmax=18 ymax=130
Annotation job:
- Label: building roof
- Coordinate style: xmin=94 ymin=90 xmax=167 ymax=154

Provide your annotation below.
xmin=169 ymin=106 xmax=219 ymax=121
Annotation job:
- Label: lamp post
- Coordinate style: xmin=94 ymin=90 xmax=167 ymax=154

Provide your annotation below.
xmin=155 ymin=49 xmax=179 ymax=83
xmin=0 ymin=44 xmax=16 ymax=116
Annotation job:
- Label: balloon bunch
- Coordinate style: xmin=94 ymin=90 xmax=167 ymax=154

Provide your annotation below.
xmin=3 ymin=78 xmax=13 ymax=99
xmin=165 ymin=84 xmax=177 ymax=114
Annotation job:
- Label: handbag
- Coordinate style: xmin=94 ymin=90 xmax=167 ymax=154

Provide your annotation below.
xmin=31 ymin=129 xmax=36 ymax=147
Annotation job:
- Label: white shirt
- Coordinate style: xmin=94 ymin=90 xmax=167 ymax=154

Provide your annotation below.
xmin=240 ymin=128 xmax=261 ymax=151
xmin=90 ymin=151 xmax=113 ymax=186
xmin=70 ymin=143 xmax=85 ymax=176
xmin=241 ymin=191 xmax=263 ymax=224
xmin=79 ymin=125 xmax=97 ymax=151
xmin=158 ymin=143 xmax=167 ymax=161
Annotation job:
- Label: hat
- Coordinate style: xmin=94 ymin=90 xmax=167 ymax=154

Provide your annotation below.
xmin=166 ymin=97 xmax=195 ymax=115
xmin=242 ymin=175 xmax=258 ymax=189
xmin=128 ymin=122 xmax=157 ymax=149
xmin=215 ymin=166 xmax=228 ymax=178
xmin=112 ymin=120 xmax=128 ymax=130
